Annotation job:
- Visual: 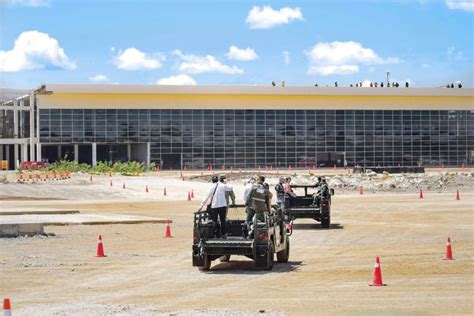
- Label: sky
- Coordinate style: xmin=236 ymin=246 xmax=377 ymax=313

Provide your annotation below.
xmin=0 ymin=0 xmax=473 ymax=89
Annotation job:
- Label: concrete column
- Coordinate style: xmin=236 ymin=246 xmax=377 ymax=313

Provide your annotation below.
xmin=21 ymin=142 xmax=28 ymax=162
xmin=6 ymin=145 xmax=10 ymax=163
xmin=29 ymin=92 xmax=35 ymax=161
xmin=19 ymin=99 xmax=25 ymax=138
xmin=74 ymin=144 xmax=79 ymax=162
xmin=14 ymin=144 xmax=19 ymax=168
xmin=92 ymin=143 xmax=97 ymax=167
xmin=146 ymin=142 xmax=151 ymax=167
xmin=0 ymin=145 xmax=3 ymax=160
xmin=57 ymin=145 xmax=61 ymax=160
xmin=13 ymin=99 xmax=19 ymax=138
xmin=36 ymin=143 xmax=42 ymax=162
xmin=127 ymin=143 xmax=132 ymax=161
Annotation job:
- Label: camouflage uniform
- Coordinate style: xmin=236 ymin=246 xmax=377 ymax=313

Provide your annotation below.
xmin=246 ymin=183 xmax=270 ymax=223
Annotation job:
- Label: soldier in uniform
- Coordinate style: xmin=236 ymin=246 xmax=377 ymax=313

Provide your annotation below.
xmin=274 ymin=177 xmax=285 ymax=205
xmin=245 ymin=175 xmax=271 ymax=237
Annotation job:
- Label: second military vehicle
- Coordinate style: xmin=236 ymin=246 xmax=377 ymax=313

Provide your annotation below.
xmin=282 ymin=184 xmax=334 ymax=228
xmin=192 ymin=204 xmax=290 ymax=271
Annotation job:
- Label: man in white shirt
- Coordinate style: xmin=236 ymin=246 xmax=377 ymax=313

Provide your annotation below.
xmin=199 ymin=175 xmax=235 ymax=238
xmin=243 ymin=176 xmax=256 ymax=202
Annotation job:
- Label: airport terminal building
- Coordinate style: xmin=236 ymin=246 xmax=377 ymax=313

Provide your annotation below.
xmin=1 ymin=84 xmax=473 ymax=169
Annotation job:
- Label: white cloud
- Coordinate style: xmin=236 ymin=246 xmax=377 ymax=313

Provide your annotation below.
xmin=246 ymin=5 xmax=303 ymax=29
xmin=0 ymin=0 xmax=50 ymax=7
xmin=226 ymin=46 xmax=258 ymax=61
xmin=446 ymin=0 xmax=474 ymax=11
xmin=157 ymin=74 xmax=197 ymax=85
xmin=361 ymin=80 xmax=372 ymax=87
xmin=88 ymin=74 xmax=108 ymax=82
xmin=0 ymin=31 xmax=76 ymax=72
xmin=305 ymin=41 xmax=400 ymax=76
xmin=113 ymin=48 xmax=164 ymax=71
xmin=282 ymin=51 xmax=290 ymax=65
xmin=173 ymin=50 xmax=243 ymax=75
xmin=447 ymin=45 xmax=463 ymax=60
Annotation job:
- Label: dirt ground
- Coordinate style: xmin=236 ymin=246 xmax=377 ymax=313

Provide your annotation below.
xmin=0 ymin=172 xmax=473 ymax=315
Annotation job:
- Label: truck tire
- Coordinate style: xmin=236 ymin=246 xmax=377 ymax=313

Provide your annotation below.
xmin=276 ymin=236 xmax=290 ymax=263
xmin=219 ymin=255 xmax=231 ymax=262
xmin=199 ymin=255 xmax=211 ymax=271
xmin=321 ymin=214 xmax=330 ymax=228
xmin=265 ymin=241 xmax=274 ymax=270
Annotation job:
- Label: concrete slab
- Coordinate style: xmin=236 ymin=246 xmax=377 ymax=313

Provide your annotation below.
xmin=0 ymin=210 xmax=80 ymax=215
xmin=0 ymin=223 xmax=44 ymax=237
xmin=0 ymin=214 xmax=170 ymax=226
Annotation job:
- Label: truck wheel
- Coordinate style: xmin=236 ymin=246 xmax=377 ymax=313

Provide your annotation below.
xmin=276 ymin=236 xmax=290 ymax=263
xmin=219 ymin=255 xmax=231 ymax=262
xmin=321 ymin=215 xmax=330 ymax=228
xmin=199 ymin=255 xmax=211 ymax=271
xmin=265 ymin=241 xmax=274 ymax=270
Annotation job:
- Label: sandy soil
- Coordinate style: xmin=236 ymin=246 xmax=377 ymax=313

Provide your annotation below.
xmin=0 ymin=172 xmax=473 ymax=315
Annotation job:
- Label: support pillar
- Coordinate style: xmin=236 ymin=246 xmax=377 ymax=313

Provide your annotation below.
xmin=14 ymin=144 xmax=19 ymax=168
xmin=92 ymin=143 xmax=97 ymax=167
xmin=127 ymin=143 xmax=131 ymax=161
xmin=57 ymin=145 xmax=61 ymax=160
xmin=36 ymin=143 xmax=42 ymax=162
xmin=146 ymin=142 xmax=150 ymax=167
xmin=13 ymin=99 xmax=19 ymax=139
xmin=21 ymin=142 xmax=28 ymax=162
xmin=19 ymin=99 xmax=24 ymax=138
xmin=0 ymin=145 xmax=3 ymax=160
xmin=74 ymin=144 xmax=79 ymax=162
xmin=29 ymin=91 xmax=35 ymax=161
xmin=6 ymin=145 xmax=10 ymax=163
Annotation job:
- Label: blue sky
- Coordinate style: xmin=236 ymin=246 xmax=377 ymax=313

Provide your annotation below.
xmin=0 ymin=0 xmax=472 ymax=88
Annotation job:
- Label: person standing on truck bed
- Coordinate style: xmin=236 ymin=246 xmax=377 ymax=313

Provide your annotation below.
xmin=220 ymin=174 xmax=236 ymax=208
xmin=245 ymin=175 xmax=271 ymax=237
xmin=275 ymin=177 xmax=285 ymax=205
xmin=243 ymin=176 xmax=256 ymax=202
xmin=199 ymin=175 xmax=234 ymax=238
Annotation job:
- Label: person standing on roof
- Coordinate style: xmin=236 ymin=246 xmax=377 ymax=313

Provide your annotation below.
xmin=199 ymin=175 xmax=234 ymax=238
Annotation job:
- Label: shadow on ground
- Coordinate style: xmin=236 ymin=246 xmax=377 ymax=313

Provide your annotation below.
xmin=208 ymin=260 xmax=303 ymax=274
xmin=292 ymin=223 xmax=343 ymax=230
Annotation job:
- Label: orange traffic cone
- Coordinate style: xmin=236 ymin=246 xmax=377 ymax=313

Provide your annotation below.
xmin=164 ymin=220 xmax=172 ymax=238
xmin=456 ymin=190 xmax=460 ymax=200
xmin=96 ymin=235 xmax=106 ymax=257
xmin=110 ymin=180 xmax=113 ymax=187
xmin=419 ymin=189 xmax=424 ymax=199
xmin=163 ymin=187 xmax=167 ymax=196
xmin=3 ymin=298 xmax=11 ymax=316
xmin=191 ymin=189 xmax=195 ymax=199
xmin=443 ymin=237 xmax=454 ymax=260
xmin=145 ymin=185 xmax=149 ymax=193
xmin=187 ymin=191 xmax=191 ymax=201
xmin=122 ymin=182 xmax=126 ymax=189
xmin=369 ymin=257 xmax=387 ymax=286
xmin=359 ymin=186 xmax=364 ymax=195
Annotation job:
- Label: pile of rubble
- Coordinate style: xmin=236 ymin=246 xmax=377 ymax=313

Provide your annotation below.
xmin=201 ymin=170 xmax=473 ymax=193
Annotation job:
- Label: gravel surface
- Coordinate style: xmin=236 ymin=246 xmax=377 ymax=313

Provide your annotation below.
xmin=0 ymin=171 xmax=473 ymax=315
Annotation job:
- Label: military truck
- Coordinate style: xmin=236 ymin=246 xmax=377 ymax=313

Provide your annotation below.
xmin=282 ymin=184 xmax=334 ymax=228
xmin=192 ymin=204 xmax=290 ymax=271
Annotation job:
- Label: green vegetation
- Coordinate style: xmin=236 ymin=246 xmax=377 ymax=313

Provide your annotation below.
xmin=38 ymin=159 xmax=156 ymax=176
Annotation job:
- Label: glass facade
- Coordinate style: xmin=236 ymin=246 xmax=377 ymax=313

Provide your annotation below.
xmin=39 ymin=109 xmax=474 ymax=168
